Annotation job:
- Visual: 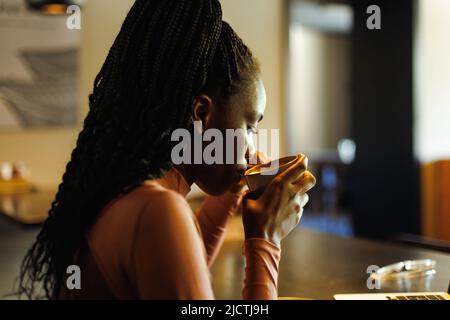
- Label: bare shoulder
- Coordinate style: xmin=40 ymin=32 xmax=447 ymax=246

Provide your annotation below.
xmin=136 ymin=183 xmax=189 ymax=208
xmin=130 ymin=184 xmax=193 ymax=223
xmin=89 ymin=183 xmax=193 ymax=247
xmin=93 ymin=182 xmax=191 ymax=231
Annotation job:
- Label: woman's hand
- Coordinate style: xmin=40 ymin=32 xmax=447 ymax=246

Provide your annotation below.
xmin=242 ymin=154 xmax=316 ymax=247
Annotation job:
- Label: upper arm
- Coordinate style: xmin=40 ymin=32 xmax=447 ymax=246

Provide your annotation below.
xmin=130 ymin=190 xmax=214 ymax=299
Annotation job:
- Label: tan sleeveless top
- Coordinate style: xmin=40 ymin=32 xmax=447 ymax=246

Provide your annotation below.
xmin=59 ymin=168 xmax=281 ymax=299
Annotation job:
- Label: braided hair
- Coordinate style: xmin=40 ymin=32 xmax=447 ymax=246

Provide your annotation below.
xmin=17 ymin=0 xmax=260 ymax=299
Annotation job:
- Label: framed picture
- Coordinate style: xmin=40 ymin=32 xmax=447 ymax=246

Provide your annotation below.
xmin=0 ymin=0 xmax=80 ymax=129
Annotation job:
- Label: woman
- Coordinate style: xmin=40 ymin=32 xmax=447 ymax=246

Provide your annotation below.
xmin=18 ymin=0 xmax=315 ymax=299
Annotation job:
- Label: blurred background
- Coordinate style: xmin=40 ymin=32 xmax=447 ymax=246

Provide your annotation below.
xmin=0 ymin=0 xmax=449 ymax=297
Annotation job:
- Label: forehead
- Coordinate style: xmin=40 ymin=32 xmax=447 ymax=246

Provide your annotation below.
xmin=229 ymin=79 xmax=266 ymax=118
xmin=254 ymin=79 xmax=266 ymax=115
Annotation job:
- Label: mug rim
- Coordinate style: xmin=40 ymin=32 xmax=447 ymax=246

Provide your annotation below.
xmin=244 ymin=155 xmax=299 ymax=176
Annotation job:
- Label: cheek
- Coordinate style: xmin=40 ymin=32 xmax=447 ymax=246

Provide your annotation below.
xmin=213 ymin=127 xmax=248 ymax=164
xmin=208 ymin=108 xmax=249 ymax=164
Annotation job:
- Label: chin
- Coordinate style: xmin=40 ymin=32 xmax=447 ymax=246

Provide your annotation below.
xmin=197 ymin=181 xmax=232 ymax=197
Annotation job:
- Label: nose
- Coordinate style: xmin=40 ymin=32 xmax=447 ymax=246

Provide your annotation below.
xmin=245 ymin=133 xmax=257 ymax=164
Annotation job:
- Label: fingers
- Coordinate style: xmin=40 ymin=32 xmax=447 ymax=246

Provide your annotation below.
xmin=290 ymin=171 xmax=316 ymax=195
xmin=263 ymin=181 xmax=284 ymax=213
xmin=247 ymin=154 xmax=314 ymax=220
xmin=276 ymin=154 xmax=308 ymax=184
xmin=299 ymin=193 xmax=309 ymax=208
xmin=261 ymin=154 xmax=309 ymax=204
xmin=290 ymin=193 xmax=309 ymax=211
xmin=289 ymin=194 xmax=304 ymax=226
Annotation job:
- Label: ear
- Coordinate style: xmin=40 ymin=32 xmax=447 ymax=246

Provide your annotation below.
xmin=192 ymin=94 xmax=213 ymax=126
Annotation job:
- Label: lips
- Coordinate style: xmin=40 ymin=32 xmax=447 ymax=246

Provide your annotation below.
xmin=232 ymin=165 xmax=247 ymax=183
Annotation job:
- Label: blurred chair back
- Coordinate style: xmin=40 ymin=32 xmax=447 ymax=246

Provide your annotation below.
xmin=422 ymin=160 xmax=450 ymax=242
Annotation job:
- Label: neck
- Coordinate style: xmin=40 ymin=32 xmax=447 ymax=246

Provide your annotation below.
xmin=172 ymin=164 xmax=195 ymax=186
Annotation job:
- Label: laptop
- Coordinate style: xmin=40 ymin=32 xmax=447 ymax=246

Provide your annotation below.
xmin=335 ymin=281 xmax=450 ymax=300
xmin=334 ymin=292 xmax=450 ymax=300
xmin=335 ymin=261 xmax=450 ymax=300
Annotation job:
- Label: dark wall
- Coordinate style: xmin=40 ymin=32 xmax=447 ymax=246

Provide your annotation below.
xmin=350 ymin=0 xmax=420 ymax=238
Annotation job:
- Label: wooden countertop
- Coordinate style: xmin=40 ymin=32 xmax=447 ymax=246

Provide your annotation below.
xmin=211 ymin=226 xmax=450 ymax=300
xmin=0 ymin=189 xmax=55 ymax=225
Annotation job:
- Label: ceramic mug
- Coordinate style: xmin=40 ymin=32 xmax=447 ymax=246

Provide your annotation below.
xmin=244 ymin=154 xmax=301 ymax=199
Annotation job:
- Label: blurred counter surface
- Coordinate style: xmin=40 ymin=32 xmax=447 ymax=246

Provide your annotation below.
xmin=0 ymin=188 xmax=55 ymax=225
xmin=212 ymin=227 xmax=450 ymax=300
xmin=0 ymin=161 xmax=55 ymax=225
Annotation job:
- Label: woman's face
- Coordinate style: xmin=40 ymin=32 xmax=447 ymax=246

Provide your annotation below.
xmin=192 ymin=78 xmax=267 ymax=196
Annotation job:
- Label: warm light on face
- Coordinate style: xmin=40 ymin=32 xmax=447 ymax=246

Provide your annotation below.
xmin=40 ymin=4 xmax=67 ymax=14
